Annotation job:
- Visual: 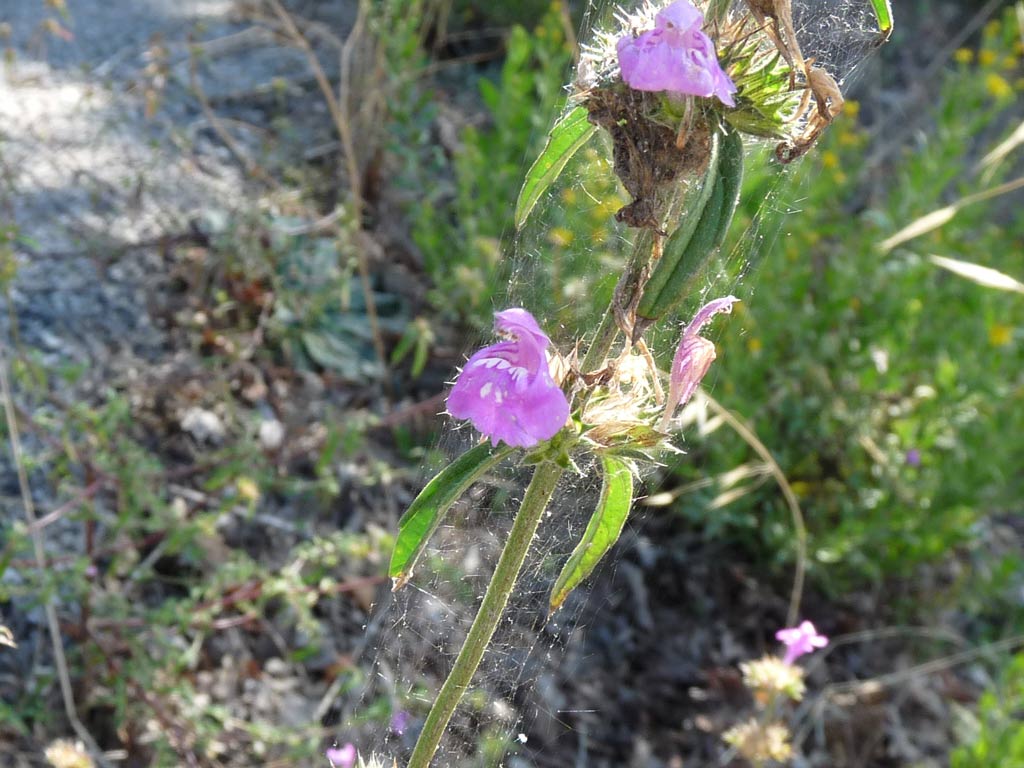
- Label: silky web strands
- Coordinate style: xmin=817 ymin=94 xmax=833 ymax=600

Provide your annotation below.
xmin=323 ymin=2 xmax=893 ymax=766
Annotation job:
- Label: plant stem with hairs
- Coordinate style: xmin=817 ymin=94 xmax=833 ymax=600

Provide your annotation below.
xmin=405 ymin=460 xmax=563 ymax=768
xmin=404 ymin=227 xmax=658 ymax=766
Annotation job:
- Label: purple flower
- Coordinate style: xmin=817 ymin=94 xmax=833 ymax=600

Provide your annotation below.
xmin=390 ymin=709 xmax=410 ymax=735
xmin=617 ymin=0 xmax=736 ymax=106
xmin=905 ymin=448 xmax=922 ymax=467
xmin=447 ymin=309 xmax=570 ymax=449
xmin=660 ymin=296 xmax=737 ymax=429
xmin=775 ymin=620 xmax=828 ymax=665
xmin=326 ymin=743 xmax=356 ymax=768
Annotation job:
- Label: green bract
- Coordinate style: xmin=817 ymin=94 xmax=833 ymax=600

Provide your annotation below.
xmin=550 ymin=455 xmax=635 ymax=611
xmin=389 ymin=442 xmax=512 ymax=589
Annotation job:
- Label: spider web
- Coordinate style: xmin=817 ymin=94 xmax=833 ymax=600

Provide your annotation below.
xmin=330 ymin=2 xmax=886 ymax=765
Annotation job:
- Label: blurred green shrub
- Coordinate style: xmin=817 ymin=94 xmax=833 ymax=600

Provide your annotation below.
xmin=952 ymin=653 xmax=1024 ymax=767
xmin=667 ymin=9 xmax=1024 ymax=588
xmin=388 ymin=3 xmax=574 ymax=330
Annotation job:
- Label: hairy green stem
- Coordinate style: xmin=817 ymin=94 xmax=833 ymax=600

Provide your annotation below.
xmin=580 ymin=308 xmax=619 ymax=374
xmin=406 ymin=460 xmax=564 ymax=768
xmin=407 ymin=207 xmax=665 ymax=768
xmin=580 ymin=227 xmax=655 ymax=375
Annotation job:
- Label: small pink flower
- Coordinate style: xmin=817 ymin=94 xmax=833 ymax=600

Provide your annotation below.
xmin=660 ymin=296 xmax=737 ymax=430
xmin=617 ymin=0 xmax=736 ymax=106
xmin=326 ymin=743 xmax=356 ymax=768
xmin=776 ymin=620 xmax=828 ymax=665
xmin=447 ymin=309 xmax=570 ymax=449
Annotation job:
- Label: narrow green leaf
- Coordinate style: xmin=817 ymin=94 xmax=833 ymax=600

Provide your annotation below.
xmin=390 ymin=442 xmax=512 ymax=589
xmin=550 ymin=455 xmax=634 ymax=611
xmin=870 ymin=0 xmax=893 ymax=36
xmin=515 ymin=106 xmax=596 ymax=229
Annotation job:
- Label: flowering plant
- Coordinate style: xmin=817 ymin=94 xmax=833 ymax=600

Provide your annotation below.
xmin=381 ymin=3 xmax=894 ymax=766
xmin=723 ymin=620 xmax=829 ymax=764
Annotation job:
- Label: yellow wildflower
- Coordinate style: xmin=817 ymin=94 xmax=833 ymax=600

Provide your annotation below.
xmin=548 ymin=227 xmax=574 ymax=247
xmin=979 ymin=49 xmax=997 ymax=67
xmin=839 ymin=129 xmax=863 ymax=148
xmin=740 ymin=655 xmax=807 ymax=702
xmin=985 ymin=72 xmax=1013 ymax=99
xmin=989 ymin=324 xmax=1013 ymax=347
xmin=236 ymin=477 xmax=260 ymax=503
xmin=953 ymin=48 xmax=974 ymax=65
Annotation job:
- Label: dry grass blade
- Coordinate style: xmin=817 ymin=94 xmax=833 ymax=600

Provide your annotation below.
xmin=0 ymin=345 xmax=113 ymax=768
xmin=879 ymin=175 xmax=1024 ymax=253
xmin=188 ymin=42 xmax=278 ymax=186
xmin=702 ymin=392 xmax=807 ymax=627
xmin=929 ymin=254 xmax=1024 ymax=293
xmin=823 ymin=633 xmax=1024 ymax=697
xmin=878 ymin=206 xmax=957 ymax=253
xmin=977 ymin=119 xmax=1024 ymax=181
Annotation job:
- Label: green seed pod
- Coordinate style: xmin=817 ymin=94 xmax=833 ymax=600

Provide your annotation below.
xmin=637 ymin=127 xmax=744 ymax=324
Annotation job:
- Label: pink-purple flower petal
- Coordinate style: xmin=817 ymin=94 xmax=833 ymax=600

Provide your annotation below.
xmin=660 ymin=296 xmax=737 ymax=429
xmin=776 ymin=620 xmax=828 ymax=665
xmin=655 ymin=0 xmax=703 ymax=32
xmin=617 ymin=0 xmax=737 ymax=107
xmin=447 ymin=309 xmax=569 ymax=449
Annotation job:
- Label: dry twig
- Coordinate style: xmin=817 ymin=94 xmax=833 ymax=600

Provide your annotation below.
xmin=0 ymin=344 xmax=113 ymax=768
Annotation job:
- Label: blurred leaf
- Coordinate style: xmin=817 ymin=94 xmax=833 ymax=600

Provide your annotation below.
xmin=390 ymin=442 xmax=512 ymax=588
xmin=929 ymin=254 xmax=1024 ymax=294
xmin=550 ymin=455 xmax=634 ymax=611
xmin=302 ymin=330 xmax=383 ymax=379
xmin=515 ymin=106 xmax=596 ymax=229
xmin=391 ymin=318 xmax=435 ymax=377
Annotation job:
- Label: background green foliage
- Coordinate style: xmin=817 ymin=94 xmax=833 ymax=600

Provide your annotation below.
xmin=3 ymin=0 xmax=1024 ymax=763
xmin=952 ymin=653 xmax=1024 ymax=766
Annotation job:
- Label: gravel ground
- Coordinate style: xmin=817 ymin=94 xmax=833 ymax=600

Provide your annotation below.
xmin=0 ymin=0 xmax=326 ymax=367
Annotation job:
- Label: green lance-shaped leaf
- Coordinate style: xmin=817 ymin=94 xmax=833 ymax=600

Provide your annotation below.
xmin=515 ymin=106 xmax=597 ymax=229
xmin=870 ymin=0 xmax=894 ymax=39
xmin=390 ymin=442 xmax=512 ymax=589
xmin=550 ymin=455 xmax=634 ymax=611
xmin=636 ymin=126 xmax=744 ymax=323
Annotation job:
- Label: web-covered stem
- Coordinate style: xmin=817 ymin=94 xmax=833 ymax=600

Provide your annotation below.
xmin=405 ymin=460 xmax=563 ymax=768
